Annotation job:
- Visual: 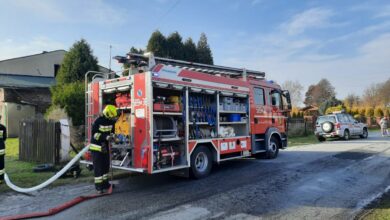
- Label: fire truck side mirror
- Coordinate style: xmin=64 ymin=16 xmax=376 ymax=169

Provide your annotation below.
xmin=283 ymin=90 xmax=292 ymax=110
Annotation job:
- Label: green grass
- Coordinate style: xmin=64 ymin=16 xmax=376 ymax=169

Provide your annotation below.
xmin=358 ymin=192 xmax=390 ymax=220
xmin=0 ymin=138 xmax=130 ymax=193
xmin=288 ymin=135 xmax=319 ymax=147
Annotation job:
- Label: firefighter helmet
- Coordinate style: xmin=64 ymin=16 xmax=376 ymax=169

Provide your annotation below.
xmin=103 ymin=105 xmax=118 ymax=119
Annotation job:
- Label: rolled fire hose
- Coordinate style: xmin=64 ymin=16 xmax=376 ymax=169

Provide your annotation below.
xmin=4 ymin=145 xmax=90 ymax=193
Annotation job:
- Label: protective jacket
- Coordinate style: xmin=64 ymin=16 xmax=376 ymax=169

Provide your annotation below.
xmin=90 ymin=116 xmax=116 ymax=153
xmin=0 ymin=123 xmax=6 ymax=181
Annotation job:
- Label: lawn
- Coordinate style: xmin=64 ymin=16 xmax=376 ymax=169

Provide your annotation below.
xmin=288 ymin=135 xmax=319 ymax=147
xmin=0 ymin=138 xmax=130 ymax=193
xmin=357 ymin=191 xmax=390 ymax=220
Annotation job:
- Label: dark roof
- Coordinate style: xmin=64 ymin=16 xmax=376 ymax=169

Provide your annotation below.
xmin=0 ymin=73 xmax=55 ymax=88
xmin=300 ymin=105 xmax=319 ymax=111
xmin=0 ymin=50 xmax=66 ymax=63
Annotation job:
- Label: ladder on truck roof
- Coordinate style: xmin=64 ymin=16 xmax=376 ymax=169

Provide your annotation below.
xmin=114 ymin=52 xmax=265 ymax=79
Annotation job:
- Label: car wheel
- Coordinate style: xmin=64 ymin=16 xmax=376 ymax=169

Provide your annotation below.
xmin=360 ymin=128 xmax=368 ymax=139
xmin=265 ymin=136 xmax=280 ymax=159
xmin=343 ymin=130 xmax=350 ymax=141
xmin=321 ymin=121 xmax=334 ymax=133
xmin=317 ymin=136 xmax=326 ymax=142
xmin=190 ymin=146 xmax=212 ymax=179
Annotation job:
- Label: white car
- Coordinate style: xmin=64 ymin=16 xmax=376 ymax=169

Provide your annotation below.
xmin=314 ymin=112 xmax=368 ymax=141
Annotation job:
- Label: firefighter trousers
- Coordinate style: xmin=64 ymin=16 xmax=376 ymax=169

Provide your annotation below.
xmin=0 ymin=141 xmax=5 ymax=183
xmin=91 ymin=151 xmax=110 ymax=190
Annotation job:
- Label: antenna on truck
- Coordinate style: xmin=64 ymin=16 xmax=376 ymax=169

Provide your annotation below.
xmin=114 ymin=52 xmax=265 ymax=80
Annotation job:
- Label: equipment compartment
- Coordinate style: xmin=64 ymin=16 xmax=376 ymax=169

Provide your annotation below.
xmin=102 ymin=90 xmax=134 ymax=168
xmin=188 ymin=91 xmax=217 ymax=140
xmin=152 ymin=86 xmax=187 ymax=171
xmin=218 ymin=94 xmax=249 ymax=138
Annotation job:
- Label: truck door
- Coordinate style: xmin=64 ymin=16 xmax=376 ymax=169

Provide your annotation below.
xmin=269 ymin=89 xmax=286 ymax=133
xmin=252 ymin=87 xmax=269 ymax=134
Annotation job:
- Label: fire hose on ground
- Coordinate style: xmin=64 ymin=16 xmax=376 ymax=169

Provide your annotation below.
xmin=1 ymin=145 xmax=113 ymax=220
xmin=4 ymin=145 xmax=89 ymax=193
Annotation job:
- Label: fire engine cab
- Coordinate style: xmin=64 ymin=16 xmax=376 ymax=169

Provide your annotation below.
xmin=82 ymin=53 xmax=291 ymax=178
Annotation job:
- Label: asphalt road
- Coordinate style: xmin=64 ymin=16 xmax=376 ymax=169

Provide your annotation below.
xmin=1 ymin=132 xmax=390 ymax=220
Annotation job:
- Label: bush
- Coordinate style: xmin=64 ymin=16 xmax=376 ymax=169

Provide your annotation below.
xmin=365 ymin=107 xmax=374 ymax=117
xmin=374 ymin=107 xmax=384 ymax=118
xmin=325 ymin=105 xmax=344 ymax=114
xmin=359 ymin=108 xmax=366 ymax=116
xmin=384 ymin=108 xmax=390 ymax=117
xmin=351 ymin=107 xmax=359 ymax=115
xmin=51 ymin=82 xmax=85 ymax=126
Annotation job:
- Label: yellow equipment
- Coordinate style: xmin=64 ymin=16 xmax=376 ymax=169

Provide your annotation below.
xmin=115 ymin=112 xmax=131 ymax=135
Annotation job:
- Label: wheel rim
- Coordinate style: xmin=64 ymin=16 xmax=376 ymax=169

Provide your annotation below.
xmin=195 ymin=152 xmax=208 ymax=172
xmin=363 ymin=130 xmax=368 ymax=138
xmin=269 ymin=141 xmax=277 ymax=153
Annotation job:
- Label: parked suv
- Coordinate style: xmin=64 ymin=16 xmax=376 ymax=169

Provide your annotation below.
xmin=315 ymin=112 xmax=368 ymax=141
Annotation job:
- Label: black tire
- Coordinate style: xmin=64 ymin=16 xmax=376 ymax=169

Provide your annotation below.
xmin=33 ymin=164 xmax=55 ymax=173
xmin=265 ymin=136 xmax=280 ymax=159
xmin=343 ymin=130 xmax=350 ymax=141
xmin=360 ymin=128 xmax=368 ymax=139
xmin=190 ymin=146 xmax=212 ymax=179
xmin=317 ymin=136 xmax=326 ymax=142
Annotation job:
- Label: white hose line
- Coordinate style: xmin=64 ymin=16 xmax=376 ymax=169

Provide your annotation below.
xmin=5 ymin=145 xmax=90 ymax=193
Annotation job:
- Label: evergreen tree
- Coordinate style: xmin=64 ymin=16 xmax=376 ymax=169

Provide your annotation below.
xmin=56 ymin=39 xmax=98 ymax=84
xmin=130 ymin=46 xmax=144 ymax=54
xmin=183 ymin=38 xmax=198 ymax=62
xmin=196 ymin=33 xmax=214 ymax=64
xmin=50 ymin=39 xmax=99 ymax=125
xmin=166 ymin=31 xmax=184 ymax=59
xmin=146 ymin=30 xmax=167 ymax=57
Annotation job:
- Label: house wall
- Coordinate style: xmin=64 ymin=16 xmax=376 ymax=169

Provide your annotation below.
xmin=0 ymin=88 xmax=4 ymax=101
xmin=2 ymin=102 xmax=36 ymax=137
xmin=0 ymin=50 xmax=65 ymax=77
xmin=3 ymin=88 xmax=51 ymax=114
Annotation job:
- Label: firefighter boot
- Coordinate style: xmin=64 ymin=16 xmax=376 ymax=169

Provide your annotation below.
xmin=102 ymin=173 xmax=111 ymax=191
xmin=94 ymin=176 xmax=104 ymax=193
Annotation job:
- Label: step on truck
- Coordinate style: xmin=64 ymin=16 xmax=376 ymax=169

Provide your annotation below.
xmin=82 ymin=53 xmax=292 ymax=178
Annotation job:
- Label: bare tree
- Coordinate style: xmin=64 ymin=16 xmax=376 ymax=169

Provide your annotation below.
xmin=344 ymin=94 xmax=360 ymax=109
xmin=282 ymin=80 xmax=304 ymax=107
xmin=304 ymin=78 xmax=336 ymax=106
xmin=362 ymin=83 xmax=382 ymax=108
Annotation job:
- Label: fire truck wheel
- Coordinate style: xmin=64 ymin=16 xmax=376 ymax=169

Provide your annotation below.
xmin=265 ymin=136 xmax=279 ymax=159
xmin=190 ymin=146 xmax=212 ymax=179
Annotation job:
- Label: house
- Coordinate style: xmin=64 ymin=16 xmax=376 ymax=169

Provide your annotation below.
xmin=300 ymin=105 xmax=319 ymax=122
xmin=0 ymin=50 xmax=109 ymax=137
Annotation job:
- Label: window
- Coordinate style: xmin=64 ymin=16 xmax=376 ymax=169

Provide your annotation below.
xmin=254 ymin=88 xmax=265 ymax=105
xmin=270 ymin=90 xmax=282 ymax=109
xmin=317 ymin=116 xmax=336 ymax=124
xmin=346 ymin=114 xmax=355 ymax=123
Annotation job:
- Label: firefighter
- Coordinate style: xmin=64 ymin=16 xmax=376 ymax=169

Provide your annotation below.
xmin=0 ymin=115 xmax=6 ymax=184
xmin=89 ymin=105 xmax=117 ymax=193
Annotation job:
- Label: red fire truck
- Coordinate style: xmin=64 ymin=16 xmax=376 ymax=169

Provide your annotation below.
xmin=82 ymin=53 xmax=291 ymax=178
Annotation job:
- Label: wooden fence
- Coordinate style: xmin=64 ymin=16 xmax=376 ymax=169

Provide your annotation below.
xmin=287 ymin=118 xmax=315 ymax=136
xmin=19 ymin=119 xmax=61 ymax=164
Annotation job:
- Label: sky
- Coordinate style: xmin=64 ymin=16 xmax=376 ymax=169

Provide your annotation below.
xmin=1 ymin=0 xmax=390 ymax=100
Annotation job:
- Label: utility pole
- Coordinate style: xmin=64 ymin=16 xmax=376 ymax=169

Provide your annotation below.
xmin=109 ymin=45 xmax=112 ymax=71
xmin=109 ymin=45 xmax=113 ymax=78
